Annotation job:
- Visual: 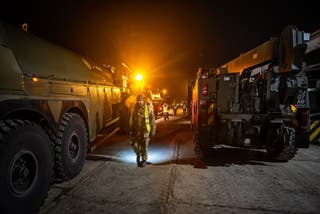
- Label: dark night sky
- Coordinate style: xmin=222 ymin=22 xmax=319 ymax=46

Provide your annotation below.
xmin=1 ymin=0 xmax=319 ymax=98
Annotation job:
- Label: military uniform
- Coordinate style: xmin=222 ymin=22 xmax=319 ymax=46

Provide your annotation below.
xmin=163 ymin=103 xmax=169 ymax=121
xmin=130 ymin=95 xmax=156 ymax=167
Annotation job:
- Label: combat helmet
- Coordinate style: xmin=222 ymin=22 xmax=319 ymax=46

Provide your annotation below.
xmin=136 ymin=94 xmax=144 ymax=101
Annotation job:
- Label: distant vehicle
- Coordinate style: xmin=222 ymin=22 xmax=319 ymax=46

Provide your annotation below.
xmin=0 ymin=21 xmax=122 ymax=213
xmin=157 ymin=104 xmax=164 ymax=116
xmin=146 ymin=88 xmax=164 ymax=118
xmin=191 ymin=26 xmax=314 ymax=161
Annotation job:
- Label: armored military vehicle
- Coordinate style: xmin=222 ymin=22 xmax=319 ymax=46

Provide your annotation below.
xmin=0 ymin=21 xmax=121 ymax=213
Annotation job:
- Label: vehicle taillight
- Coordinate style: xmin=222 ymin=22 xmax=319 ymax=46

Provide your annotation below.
xmin=202 ymin=84 xmax=208 ymax=96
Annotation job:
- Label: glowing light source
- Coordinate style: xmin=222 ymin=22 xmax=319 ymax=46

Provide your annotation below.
xmin=290 ymin=105 xmax=297 ymax=113
xmin=31 ymin=77 xmax=39 ymax=82
xmin=135 ymin=73 xmax=143 ymax=81
xmin=118 ymin=147 xmax=175 ymax=165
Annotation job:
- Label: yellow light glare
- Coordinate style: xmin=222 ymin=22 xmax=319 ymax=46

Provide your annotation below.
xmin=32 ymin=77 xmax=39 ymax=82
xmin=290 ymin=105 xmax=297 ymax=113
xmin=135 ymin=74 xmax=143 ymax=81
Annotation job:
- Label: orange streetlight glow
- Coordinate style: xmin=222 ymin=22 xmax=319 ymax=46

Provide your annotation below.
xmin=135 ymin=73 xmax=143 ymax=81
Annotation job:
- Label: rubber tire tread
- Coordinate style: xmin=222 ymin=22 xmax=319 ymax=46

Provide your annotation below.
xmin=0 ymin=119 xmax=53 ymax=214
xmin=54 ymin=113 xmax=88 ymax=181
xmin=266 ymin=127 xmax=297 ymax=161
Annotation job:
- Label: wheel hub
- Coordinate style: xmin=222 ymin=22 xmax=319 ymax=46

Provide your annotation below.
xmin=9 ymin=150 xmax=38 ymax=196
xmin=68 ymin=132 xmax=80 ymax=160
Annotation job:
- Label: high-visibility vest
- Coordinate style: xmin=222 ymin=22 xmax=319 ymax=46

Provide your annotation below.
xmin=163 ymin=104 xmax=169 ymax=113
xmin=129 ymin=104 xmax=151 ymax=133
xmin=144 ymin=104 xmax=151 ymax=133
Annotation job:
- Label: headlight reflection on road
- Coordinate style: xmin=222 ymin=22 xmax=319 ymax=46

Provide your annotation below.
xmin=119 ymin=147 xmax=173 ymax=165
xmin=118 ymin=150 xmax=136 ymax=164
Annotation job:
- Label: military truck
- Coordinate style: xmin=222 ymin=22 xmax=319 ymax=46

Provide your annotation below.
xmin=191 ymin=26 xmax=312 ymax=161
xmin=147 ymin=88 xmax=164 ymax=118
xmin=0 ymin=21 xmax=122 ymax=213
xmin=305 ymin=28 xmax=320 ymax=144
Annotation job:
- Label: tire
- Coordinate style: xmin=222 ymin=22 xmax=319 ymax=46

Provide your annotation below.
xmin=194 ymin=138 xmax=204 ymax=160
xmin=194 ymin=133 xmax=210 ymax=160
xmin=55 ymin=113 xmax=88 ymax=180
xmin=232 ymin=122 xmax=243 ymax=146
xmin=0 ymin=120 xmax=53 ymax=214
xmin=266 ymin=126 xmax=297 ymax=161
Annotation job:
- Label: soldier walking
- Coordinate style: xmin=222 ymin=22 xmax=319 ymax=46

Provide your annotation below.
xmin=129 ymin=94 xmax=156 ymax=167
xmin=163 ymin=102 xmax=169 ymax=121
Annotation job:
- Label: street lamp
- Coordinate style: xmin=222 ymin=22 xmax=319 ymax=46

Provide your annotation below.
xmin=162 ymin=89 xmax=167 ymax=95
xmin=135 ymin=73 xmax=143 ymax=81
xmin=134 ymin=73 xmax=144 ymax=93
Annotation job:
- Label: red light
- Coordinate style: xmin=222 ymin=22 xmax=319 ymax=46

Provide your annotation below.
xmin=202 ymin=84 xmax=208 ymax=96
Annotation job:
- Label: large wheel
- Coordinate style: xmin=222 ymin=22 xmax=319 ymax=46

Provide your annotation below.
xmin=266 ymin=125 xmax=296 ymax=161
xmin=193 ymin=133 xmax=211 ymax=160
xmin=194 ymin=134 xmax=204 ymax=159
xmin=55 ymin=113 xmax=88 ymax=180
xmin=0 ymin=120 xmax=53 ymax=214
xmin=232 ymin=123 xmax=243 ymax=146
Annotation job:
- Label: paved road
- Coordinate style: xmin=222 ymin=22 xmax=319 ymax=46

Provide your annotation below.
xmin=39 ymin=115 xmax=320 ymax=214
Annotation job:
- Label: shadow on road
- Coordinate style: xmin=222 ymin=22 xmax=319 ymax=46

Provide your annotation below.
xmin=179 ymin=147 xmax=274 ymax=169
xmin=153 ymin=146 xmax=280 ymax=169
xmin=86 ymin=115 xmax=284 ymax=169
xmin=87 ymin=145 xmax=283 ymax=170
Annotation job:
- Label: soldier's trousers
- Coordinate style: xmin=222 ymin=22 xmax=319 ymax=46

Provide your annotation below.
xmin=131 ymin=133 xmax=150 ymax=161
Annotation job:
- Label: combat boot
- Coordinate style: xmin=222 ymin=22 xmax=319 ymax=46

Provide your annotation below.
xmin=140 ymin=160 xmax=147 ymax=167
xmin=136 ymin=156 xmax=141 ymax=167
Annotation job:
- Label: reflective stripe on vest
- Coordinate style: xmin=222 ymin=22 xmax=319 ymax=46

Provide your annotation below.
xmin=129 ymin=104 xmax=151 ymax=133
xmin=129 ymin=107 xmax=134 ymax=129
xmin=163 ymin=104 xmax=169 ymax=113
xmin=145 ymin=104 xmax=151 ymax=133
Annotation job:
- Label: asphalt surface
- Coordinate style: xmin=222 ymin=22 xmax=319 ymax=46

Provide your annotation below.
xmin=39 ymin=115 xmax=320 ymax=214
